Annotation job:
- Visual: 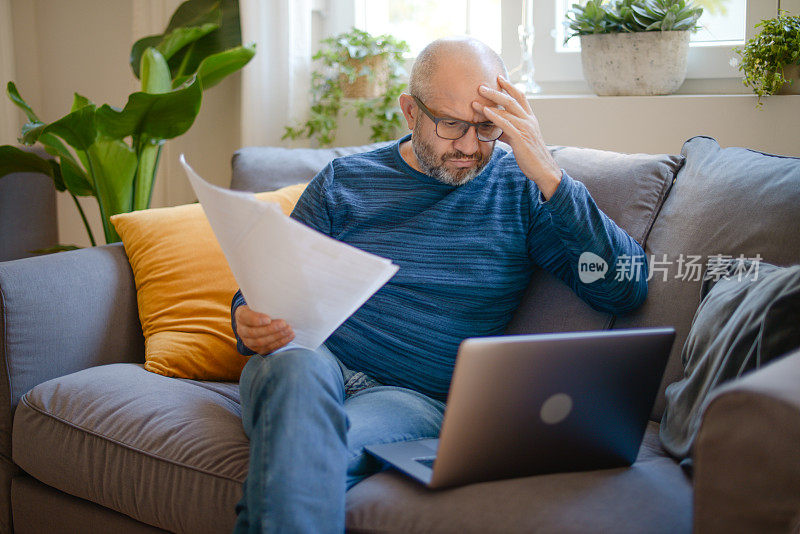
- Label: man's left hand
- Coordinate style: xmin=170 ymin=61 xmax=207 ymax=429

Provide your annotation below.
xmin=473 ymin=75 xmax=562 ymax=200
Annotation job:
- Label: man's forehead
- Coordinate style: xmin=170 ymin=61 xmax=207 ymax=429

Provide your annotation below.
xmin=425 ymin=84 xmax=501 ymax=121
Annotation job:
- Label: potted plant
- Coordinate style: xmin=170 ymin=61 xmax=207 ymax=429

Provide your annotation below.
xmin=733 ymin=11 xmax=800 ymax=106
xmin=0 ymin=0 xmax=255 ymax=248
xmin=565 ymin=0 xmax=703 ymax=96
xmin=283 ymin=28 xmax=409 ymax=147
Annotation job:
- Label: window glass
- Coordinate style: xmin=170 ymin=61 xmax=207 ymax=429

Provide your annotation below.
xmin=356 ymin=0 xmax=502 ymax=57
xmin=555 ymin=0 xmax=746 ymax=52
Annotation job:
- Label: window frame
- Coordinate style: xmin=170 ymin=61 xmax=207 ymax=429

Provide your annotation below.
xmin=504 ymin=0 xmax=780 ymax=85
xmin=335 ymin=0 xmax=785 ymax=93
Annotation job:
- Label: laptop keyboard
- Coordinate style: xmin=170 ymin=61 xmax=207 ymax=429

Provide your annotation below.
xmin=415 ymin=456 xmax=436 ymax=469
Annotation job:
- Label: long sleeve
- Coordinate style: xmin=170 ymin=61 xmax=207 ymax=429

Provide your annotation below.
xmin=527 ymin=171 xmax=648 ymax=315
xmin=231 ymin=289 xmax=256 ymax=356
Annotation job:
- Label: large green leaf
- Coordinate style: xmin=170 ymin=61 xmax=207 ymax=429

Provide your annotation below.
xmin=141 ymin=48 xmax=172 ymax=94
xmin=95 ymin=75 xmax=202 ymax=140
xmin=164 ymin=0 xmax=221 ymax=33
xmin=38 ymin=132 xmax=90 ymax=185
xmin=41 ymin=105 xmax=98 ymax=150
xmin=0 ymin=145 xmax=53 ymax=179
xmin=172 ymin=43 xmax=255 ymax=90
xmin=166 ymin=0 xmax=241 ymax=79
xmin=157 ymin=21 xmax=220 ymax=61
xmin=6 ymin=82 xmax=39 ymax=122
xmin=19 ymin=121 xmax=46 ymax=145
xmin=86 ymin=139 xmax=138 ymax=243
xmin=48 ymin=159 xmax=67 ymax=192
xmin=71 ymin=93 xmax=93 ymax=112
xmin=1 ymin=137 xmax=92 ymax=197
xmin=129 ymin=0 xmax=227 ymax=79
xmin=61 ymin=156 xmax=94 ymax=196
xmin=130 ymin=35 xmax=163 ymax=79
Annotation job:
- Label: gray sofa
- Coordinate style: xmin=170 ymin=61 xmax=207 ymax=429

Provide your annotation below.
xmin=0 ymin=148 xmax=58 ymax=262
xmin=1 ymin=136 xmax=799 ymax=533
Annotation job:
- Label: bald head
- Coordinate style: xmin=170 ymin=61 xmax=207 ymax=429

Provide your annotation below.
xmin=408 ymin=37 xmax=508 ymax=103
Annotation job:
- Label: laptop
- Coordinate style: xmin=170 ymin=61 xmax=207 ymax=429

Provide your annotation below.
xmin=365 ymin=327 xmax=675 ymax=489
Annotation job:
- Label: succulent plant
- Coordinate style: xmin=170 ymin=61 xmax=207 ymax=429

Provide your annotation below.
xmin=565 ymin=0 xmax=703 ymax=43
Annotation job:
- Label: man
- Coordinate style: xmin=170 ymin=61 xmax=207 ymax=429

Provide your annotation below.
xmin=230 ymin=37 xmax=647 ymax=533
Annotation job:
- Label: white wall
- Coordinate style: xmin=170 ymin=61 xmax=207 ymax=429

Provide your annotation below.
xmin=532 ymin=94 xmax=800 ymax=157
xmin=6 ymin=1 xmax=800 ymax=249
xmin=9 ymin=0 xmax=241 ymax=248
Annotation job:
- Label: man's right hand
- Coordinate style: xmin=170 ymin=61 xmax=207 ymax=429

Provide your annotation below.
xmin=234 ymin=305 xmax=295 ymax=355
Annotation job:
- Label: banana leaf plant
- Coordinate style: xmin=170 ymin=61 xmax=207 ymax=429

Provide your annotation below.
xmin=0 ymin=0 xmax=254 ymax=247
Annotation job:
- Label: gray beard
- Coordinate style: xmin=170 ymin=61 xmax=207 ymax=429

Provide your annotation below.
xmin=411 ymin=124 xmax=491 ymax=186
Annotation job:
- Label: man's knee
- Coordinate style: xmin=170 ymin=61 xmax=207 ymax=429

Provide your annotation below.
xmin=242 ymin=347 xmax=342 ymax=398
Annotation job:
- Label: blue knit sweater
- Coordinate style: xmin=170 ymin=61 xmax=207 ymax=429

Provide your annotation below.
xmin=232 ymin=135 xmax=647 ymax=400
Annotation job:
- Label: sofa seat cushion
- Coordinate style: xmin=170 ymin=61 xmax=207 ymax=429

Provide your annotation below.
xmin=346 ymin=422 xmax=692 ymax=534
xmin=12 ymin=363 xmax=247 ymax=534
xmin=13 ymin=364 xmax=691 ymax=534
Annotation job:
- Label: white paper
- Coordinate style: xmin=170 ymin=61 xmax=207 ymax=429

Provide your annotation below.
xmin=180 ymin=155 xmax=399 ymax=350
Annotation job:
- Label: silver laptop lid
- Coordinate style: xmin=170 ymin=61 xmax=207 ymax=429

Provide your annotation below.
xmin=428 ymin=327 xmax=675 ymax=488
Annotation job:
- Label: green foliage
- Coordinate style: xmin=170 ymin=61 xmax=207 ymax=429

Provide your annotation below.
xmin=734 ymin=12 xmax=800 ymax=105
xmin=0 ymin=0 xmax=254 ymax=247
xmin=283 ymin=28 xmax=409 ymax=147
xmin=565 ymin=0 xmax=703 ymax=42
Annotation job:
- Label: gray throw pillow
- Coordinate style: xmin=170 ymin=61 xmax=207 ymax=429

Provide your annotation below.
xmin=507 ymin=146 xmax=684 ymax=336
xmin=660 ymin=258 xmax=800 ymax=463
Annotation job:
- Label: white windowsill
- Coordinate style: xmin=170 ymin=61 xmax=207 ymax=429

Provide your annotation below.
xmin=529 ymin=93 xmax=800 ymax=100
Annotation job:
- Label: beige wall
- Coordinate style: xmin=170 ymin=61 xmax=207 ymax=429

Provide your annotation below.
xmin=6 ymin=1 xmax=800 ymax=249
xmin=9 ymin=0 xmax=241 ymax=248
xmin=320 ymin=93 xmax=800 ymax=158
xmin=531 ymin=94 xmax=800 ymax=157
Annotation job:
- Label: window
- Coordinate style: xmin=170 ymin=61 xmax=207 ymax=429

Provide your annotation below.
xmin=354 ymin=0 xmax=502 ymax=57
xmin=555 ymin=0 xmax=748 ymax=52
xmin=522 ymin=0 xmax=780 ymax=90
xmin=339 ymin=0 xmax=784 ymax=93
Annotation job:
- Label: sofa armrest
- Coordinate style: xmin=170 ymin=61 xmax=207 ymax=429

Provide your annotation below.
xmin=693 ymin=348 xmax=800 ymax=534
xmin=0 ymin=243 xmax=144 ymax=445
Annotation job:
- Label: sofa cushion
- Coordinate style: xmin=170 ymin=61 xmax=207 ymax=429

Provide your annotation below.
xmin=346 ymin=421 xmax=692 ymax=533
xmin=13 ymin=364 xmax=690 ymax=534
xmin=12 ymin=364 xmax=247 ymax=534
xmin=230 ymin=142 xmax=391 ymax=192
xmin=613 ymin=136 xmax=800 ymax=420
xmin=109 ymin=184 xmax=307 ymax=381
xmin=507 ymin=147 xmax=684 ymax=336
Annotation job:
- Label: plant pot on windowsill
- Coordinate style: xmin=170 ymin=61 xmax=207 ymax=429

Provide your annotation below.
xmin=579 ymin=31 xmax=690 ymax=96
xmin=339 ymin=55 xmax=390 ymax=99
xmin=778 ymin=63 xmax=800 ymax=95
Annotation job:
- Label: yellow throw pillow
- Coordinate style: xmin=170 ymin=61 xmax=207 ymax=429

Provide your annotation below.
xmin=110 ymin=182 xmax=308 ymax=381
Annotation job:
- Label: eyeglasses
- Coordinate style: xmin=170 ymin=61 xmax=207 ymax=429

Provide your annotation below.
xmin=412 ymin=95 xmax=502 ymax=142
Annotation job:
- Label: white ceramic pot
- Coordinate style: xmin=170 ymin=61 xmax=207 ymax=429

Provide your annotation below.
xmin=579 ymin=31 xmax=691 ymax=96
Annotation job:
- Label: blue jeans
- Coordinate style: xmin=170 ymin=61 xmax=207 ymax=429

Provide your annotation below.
xmin=233 ymin=344 xmax=446 ymax=533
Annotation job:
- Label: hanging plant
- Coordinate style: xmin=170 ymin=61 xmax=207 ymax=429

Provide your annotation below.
xmin=733 ymin=11 xmax=800 ymax=106
xmin=284 ymin=28 xmax=409 ymax=147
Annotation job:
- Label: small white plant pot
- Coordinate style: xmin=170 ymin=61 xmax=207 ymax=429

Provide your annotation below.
xmin=579 ymin=31 xmax=691 ymax=96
